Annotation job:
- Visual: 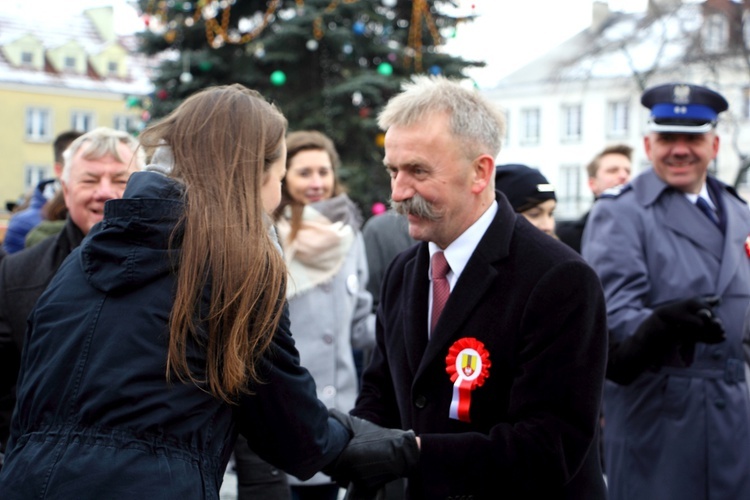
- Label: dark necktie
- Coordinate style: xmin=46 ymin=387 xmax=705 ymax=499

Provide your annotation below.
xmin=695 ymin=197 xmax=720 ymax=227
xmin=431 ymin=251 xmax=451 ymax=334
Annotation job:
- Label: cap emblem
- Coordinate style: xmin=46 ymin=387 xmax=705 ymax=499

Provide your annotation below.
xmin=673 ymin=105 xmax=688 ymax=115
xmin=673 ymin=85 xmax=690 ymax=105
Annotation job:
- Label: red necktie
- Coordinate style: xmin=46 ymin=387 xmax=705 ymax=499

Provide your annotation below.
xmin=431 ymin=251 xmax=451 ymax=334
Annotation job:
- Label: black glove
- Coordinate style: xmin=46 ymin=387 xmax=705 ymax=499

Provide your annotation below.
xmin=647 ymin=296 xmax=725 ymax=344
xmin=607 ymin=296 xmax=725 ymax=385
xmin=325 ymin=409 xmax=420 ymax=490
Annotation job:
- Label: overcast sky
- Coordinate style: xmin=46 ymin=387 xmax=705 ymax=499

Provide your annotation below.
xmin=21 ymin=0 xmax=649 ymax=89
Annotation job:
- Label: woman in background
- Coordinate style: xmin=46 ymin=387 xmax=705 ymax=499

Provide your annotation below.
xmin=274 ymin=130 xmax=375 ymax=500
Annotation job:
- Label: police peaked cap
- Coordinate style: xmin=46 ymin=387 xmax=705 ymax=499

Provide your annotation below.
xmin=641 ymin=82 xmax=728 ymax=134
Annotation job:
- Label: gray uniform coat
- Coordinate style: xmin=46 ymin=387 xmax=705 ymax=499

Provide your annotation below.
xmin=583 ymin=168 xmax=750 ymax=500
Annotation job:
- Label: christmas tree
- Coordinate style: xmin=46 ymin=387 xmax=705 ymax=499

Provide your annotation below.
xmin=135 ymin=0 xmax=481 ymax=210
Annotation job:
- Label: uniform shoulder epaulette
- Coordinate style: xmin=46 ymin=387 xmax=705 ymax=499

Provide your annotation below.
xmin=599 ymin=183 xmax=632 ymax=199
xmin=724 ymin=184 xmax=747 ymax=204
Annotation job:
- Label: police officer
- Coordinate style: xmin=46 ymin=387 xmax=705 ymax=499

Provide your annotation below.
xmin=583 ymin=83 xmax=750 ymax=500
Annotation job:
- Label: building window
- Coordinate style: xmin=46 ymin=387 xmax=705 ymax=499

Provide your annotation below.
xmin=520 ymin=108 xmax=540 ymax=145
xmin=558 ymin=164 xmax=584 ymax=217
xmin=21 ymin=51 xmax=33 ymax=65
xmin=71 ymin=111 xmax=94 ymax=132
xmin=704 ymin=13 xmax=728 ymax=53
xmin=24 ymin=165 xmax=49 ymax=191
xmin=64 ymin=56 xmax=76 ymax=70
xmin=561 ymin=104 xmax=582 ymax=142
xmin=25 ymin=107 xmax=51 ymax=141
xmin=113 ymin=115 xmax=134 ymax=132
xmin=108 ymin=61 xmax=119 ymax=75
xmin=607 ymin=100 xmax=629 ymax=137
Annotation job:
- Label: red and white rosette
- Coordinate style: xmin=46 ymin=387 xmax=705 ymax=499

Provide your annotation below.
xmin=445 ymin=337 xmax=491 ymax=423
xmin=745 ymin=235 xmax=750 ymax=258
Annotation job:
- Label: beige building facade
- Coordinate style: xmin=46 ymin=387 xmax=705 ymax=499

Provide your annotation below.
xmin=0 ymin=5 xmax=153 ymax=212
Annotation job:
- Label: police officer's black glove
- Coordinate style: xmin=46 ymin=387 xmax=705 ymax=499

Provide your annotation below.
xmin=325 ymin=409 xmax=419 ymax=491
xmin=607 ymin=296 xmax=725 ymax=385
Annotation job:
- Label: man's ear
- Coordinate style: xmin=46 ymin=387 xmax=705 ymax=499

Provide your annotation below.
xmin=471 ymin=154 xmax=495 ymax=195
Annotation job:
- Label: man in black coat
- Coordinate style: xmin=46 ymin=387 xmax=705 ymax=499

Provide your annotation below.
xmin=347 ymin=76 xmax=608 ymax=499
xmin=0 ymin=127 xmax=144 ymax=458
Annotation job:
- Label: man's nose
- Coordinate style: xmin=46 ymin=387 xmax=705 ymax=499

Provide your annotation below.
xmin=671 ymin=138 xmax=691 ymax=155
xmin=94 ymin=179 xmax=116 ymax=200
xmin=390 ymin=173 xmax=413 ymax=202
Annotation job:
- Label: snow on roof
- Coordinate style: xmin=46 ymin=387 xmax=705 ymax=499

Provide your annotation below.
xmin=0 ymin=3 xmax=153 ymax=95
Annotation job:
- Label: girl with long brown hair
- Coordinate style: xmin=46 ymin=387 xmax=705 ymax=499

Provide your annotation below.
xmin=0 ymin=85 xmax=358 ymax=499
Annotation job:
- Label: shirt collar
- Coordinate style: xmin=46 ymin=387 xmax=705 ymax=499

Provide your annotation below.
xmin=428 ymin=201 xmax=498 ymax=282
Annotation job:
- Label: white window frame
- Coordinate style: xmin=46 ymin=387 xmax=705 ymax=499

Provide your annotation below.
xmin=25 ymin=107 xmax=51 ymax=141
xmin=607 ymin=100 xmax=630 ymax=137
xmin=71 ymin=111 xmax=95 ymax=132
xmin=561 ymin=104 xmax=582 ymax=142
xmin=520 ymin=107 xmax=540 ymax=145
xmin=704 ymin=13 xmax=728 ymax=53
xmin=557 ymin=163 xmax=584 ymax=218
xmin=24 ymin=165 xmax=50 ymax=191
xmin=113 ymin=114 xmax=133 ymax=132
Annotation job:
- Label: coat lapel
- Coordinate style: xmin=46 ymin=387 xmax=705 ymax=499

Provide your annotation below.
xmin=660 ymin=190 xmax=723 ymax=259
xmin=403 ymin=243 xmax=431 ymax=375
xmin=714 ymin=182 xmax=750 ymax=295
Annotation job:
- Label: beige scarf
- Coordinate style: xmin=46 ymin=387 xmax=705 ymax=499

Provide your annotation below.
xmin=276 ymin=202 xmax=354 ymax=298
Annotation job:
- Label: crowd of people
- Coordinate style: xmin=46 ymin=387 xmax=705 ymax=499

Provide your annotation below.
xmin=0 ymin=76 xmax=748 ymax=500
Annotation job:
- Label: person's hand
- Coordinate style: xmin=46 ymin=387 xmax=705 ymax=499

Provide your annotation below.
xmin=607 ymin=296 xmax=725 ymax=385
xmin=325 ymin=409 xmax=419 ymax=490
xmin=646 ymin=296 xmax=725 ymax=344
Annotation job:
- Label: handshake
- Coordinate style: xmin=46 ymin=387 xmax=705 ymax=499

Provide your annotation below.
xmin=324 ymin=409 xmax=420 ymax=498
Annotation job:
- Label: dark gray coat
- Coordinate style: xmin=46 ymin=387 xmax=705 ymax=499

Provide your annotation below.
xmin=0 ymin=218 xmax=84 ymax=452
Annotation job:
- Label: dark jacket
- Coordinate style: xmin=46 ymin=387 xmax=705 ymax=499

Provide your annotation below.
xmin=353 ymin=192 xmax=608 ymax=499
xmin=0 ymin=217 xmax=84 ymax=451
xmin=0 ymin=171 xmax=348 ymax=499
xmin=555 ymin=211 xmax=589 ymax=254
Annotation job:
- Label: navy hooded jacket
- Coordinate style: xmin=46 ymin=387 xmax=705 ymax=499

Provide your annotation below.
xmin=0 ymin=171 xmax=348 ymax=499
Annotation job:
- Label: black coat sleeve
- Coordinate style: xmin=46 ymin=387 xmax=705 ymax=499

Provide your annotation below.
xmin=234 ymin=304 xmax=350 ymax=480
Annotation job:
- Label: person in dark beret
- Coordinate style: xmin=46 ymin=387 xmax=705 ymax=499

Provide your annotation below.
xmin=583 ymin=82 xmax=750 ymax=500
xmin=495 ymin=163 xmax=557 ymax=236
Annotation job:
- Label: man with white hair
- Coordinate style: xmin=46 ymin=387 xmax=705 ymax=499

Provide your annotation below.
xmin=0 ymin=127 xmax=144 ymax=462
xmin=332 ymin=76 xmax=608 ymax=498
